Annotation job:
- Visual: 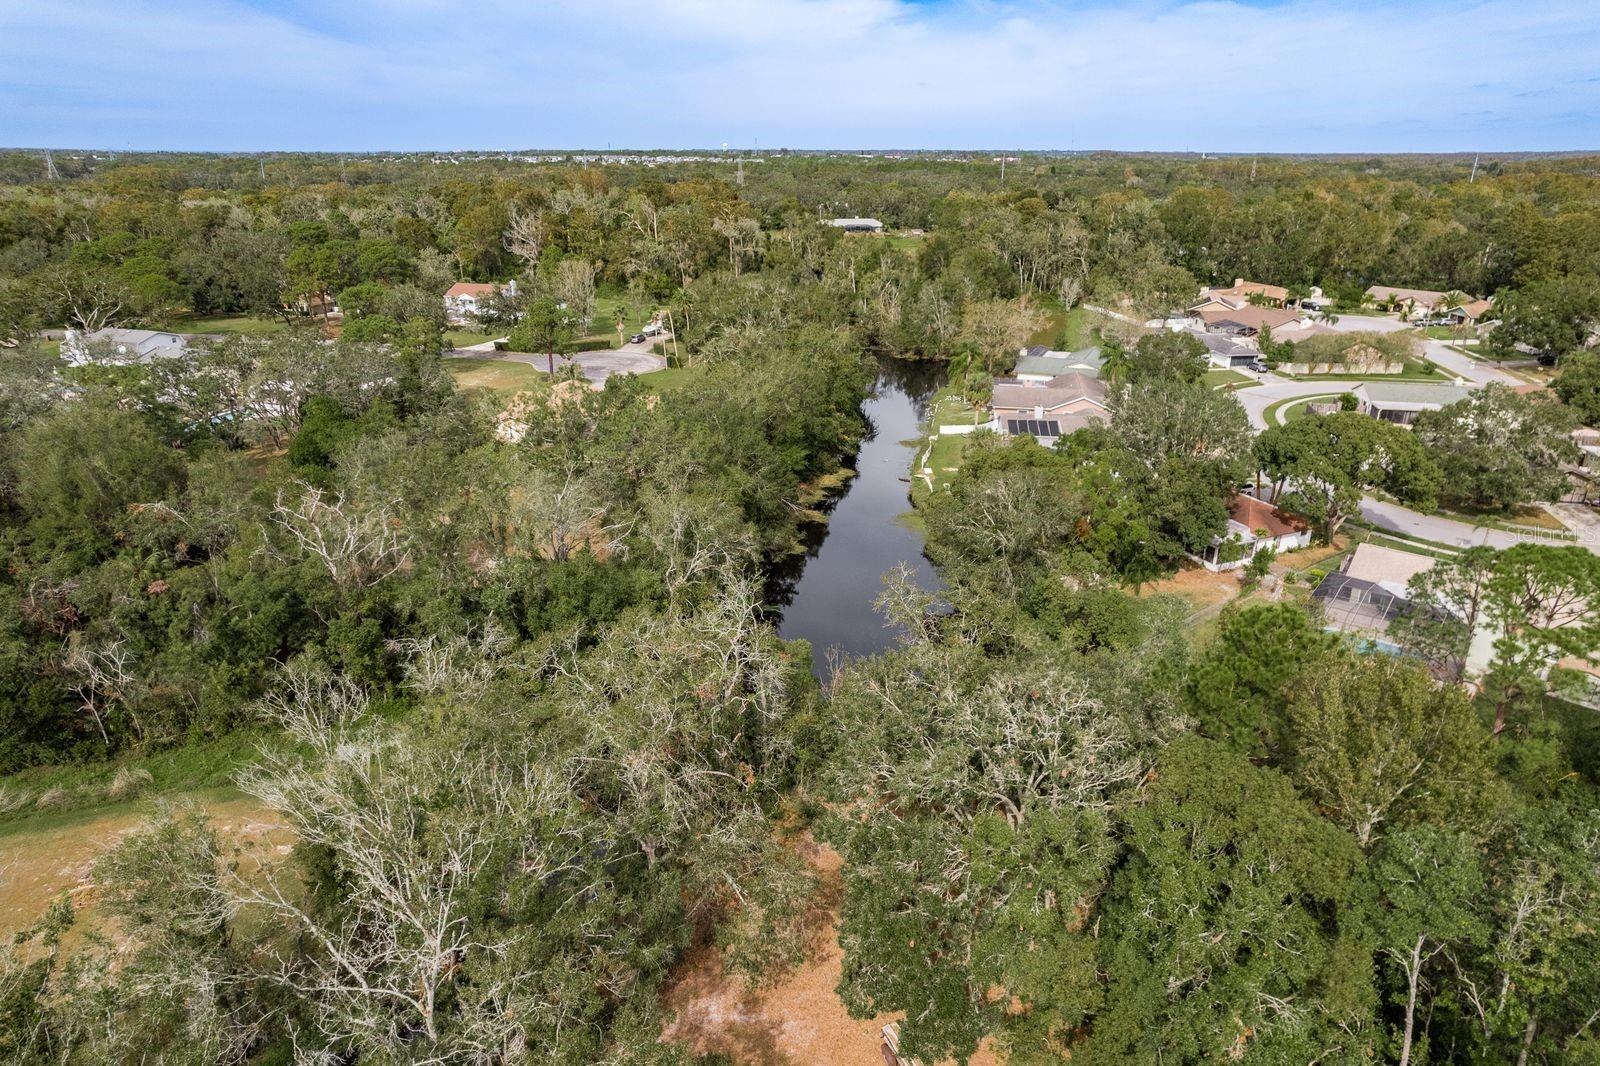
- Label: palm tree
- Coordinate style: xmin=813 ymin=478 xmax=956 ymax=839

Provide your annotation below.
xmin=1099 ymin=339 xmax=1132 ymax=385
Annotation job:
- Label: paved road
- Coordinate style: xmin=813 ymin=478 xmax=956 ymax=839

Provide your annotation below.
xmin=1358 ymin=496 xmax=1545 ymax=550
xmin=1324 ymin=314 xmax=1519 ymax=385
xmin=1231 ymin=317 xmax=1600 ymax=553
xmin=1233 ymin=316 xmax=1526 ymax=429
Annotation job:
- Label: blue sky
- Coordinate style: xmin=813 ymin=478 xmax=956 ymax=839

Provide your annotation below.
xmin=3 ymin=0 xmax=1598 ymax=152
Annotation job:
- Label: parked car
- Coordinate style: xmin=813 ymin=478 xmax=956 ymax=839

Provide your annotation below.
xmin=629 ymin=333 xmax=646 ymax=344
xmin=641 ymin=322 xmax=663 ymax=337
xmin=1248 ymin=359 xmax=1269 ymax=373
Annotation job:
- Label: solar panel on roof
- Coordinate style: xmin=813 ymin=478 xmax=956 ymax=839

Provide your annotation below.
xmin=1006 ymin=419 xmax=1061 ymax=437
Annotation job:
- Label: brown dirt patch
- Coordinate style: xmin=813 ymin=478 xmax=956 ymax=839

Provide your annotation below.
xmin=0 ymin=795 xmax=288 ymax=939
xmin=1139 ymin=562 xmax=1241 ymax=615
xmin=661 ymin=836 xmax=999 ymax=1065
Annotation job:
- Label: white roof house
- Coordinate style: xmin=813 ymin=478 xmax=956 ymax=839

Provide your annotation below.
xmin=61 ymin=327 xmax=188 ymax=367
xmin=1352 ymin=381 xmax=1473 ymax=425
xmin=826 ymin=217 xmax=884 ymax=232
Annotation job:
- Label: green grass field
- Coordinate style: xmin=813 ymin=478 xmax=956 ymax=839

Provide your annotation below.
xmin=1026 ymin=305 xmax=1098 ymax=351
xmin=169 ymin=314 xmax=286 ymax=336
xmin=1204 ymin=368 xmax=1257 ymax=389
xmin=447 ymin=357 xmax=545 ymax=394
xmin=1261 ymin=393 xmax=1348 ymax=425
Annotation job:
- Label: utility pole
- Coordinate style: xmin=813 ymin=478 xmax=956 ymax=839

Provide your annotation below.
xmin=1469 ymin=154 xmax=1480 ymax=182
xmin=43 ymin=149 xmax=59 ymax=180
xmin=259 ymin=157 xmax=267 ymax=181
xmin=736 ymin=155 xmax=744 ymax=185
xmin=1250 ymin=157 xmax=1257 ymax=182
xmin=999 ymin=155 xmax=1006 ymax=184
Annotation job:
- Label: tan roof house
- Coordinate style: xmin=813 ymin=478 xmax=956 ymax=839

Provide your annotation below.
xmin=1365 ymin=285 xmax=1449 ymax=318
xmin=1196 ymin=278 xmax=1290 ymax=307
xmin=1194 ymin=303 xmax=1305 ymax=335
xmin=989 ymin=372 xmax=1109 ymax=444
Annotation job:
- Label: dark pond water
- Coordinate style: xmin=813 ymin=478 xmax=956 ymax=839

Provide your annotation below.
xmin=769 ymin=358 xmax=946 ymax=678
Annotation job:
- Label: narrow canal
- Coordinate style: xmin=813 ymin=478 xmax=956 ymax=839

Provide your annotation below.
xmin=769 ymin=358 xmax=946 ymax=677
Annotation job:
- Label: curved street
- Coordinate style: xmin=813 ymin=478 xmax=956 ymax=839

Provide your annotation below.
xmin=1225 ymin=317 xmax=1596 ymax=553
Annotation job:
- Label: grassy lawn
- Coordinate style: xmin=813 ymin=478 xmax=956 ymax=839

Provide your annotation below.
xmin=1262 ymin=393 xmax=1347 ymax=425
xmin=445 ymin=329 xmax=500 ymax=348
xmin=1276 ymin=360 xmax=1446 ymax=382
xmin=914 ymin=431 xmax=969 ymax=503
xmin=447 ymin=357 xmax=545 ymax=395
xmin=928 ymin=388 xmax=986 ymax=428
xmin=169 ymin=314 xmax=286 ymax=336
xmin=589 ymin=289 xmax=658 ymax=340
xmin=886 ymin=234 xmax=925 ymax=253
xmin=1025 ymin=305 xmax=1098 ymax=351
xmin=1436 ymin=500 xmax=1570 ymax=532
xmin=1204 ymin=368 xmax=1257 ymax=389
xmin=0 ymin=730 xmax=271 ymax=832
xmin=639 ymin=365 xmax=700 ymax=392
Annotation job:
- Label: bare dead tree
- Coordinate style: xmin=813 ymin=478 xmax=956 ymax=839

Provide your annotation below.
xmin=269 ymin=481 xmax=405 ymax=590
xmin=63 ymin=634 xmax=140 ymax=746
xmin=502 ymin=206 xmax=545 ymax=271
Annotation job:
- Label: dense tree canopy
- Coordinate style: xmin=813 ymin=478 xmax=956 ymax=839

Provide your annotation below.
xmin=4 ymin=150 xmax=1600 ymax=1065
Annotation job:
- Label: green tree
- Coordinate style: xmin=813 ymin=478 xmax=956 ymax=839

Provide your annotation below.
xmin=1363 ymin=826 xmax=1488 ymax=1066
xmin=1481 ymin=545 xmax=1600 ymax=734
xmin=1086 ymin=736 xmax=1374 ymax=1063
xmin=1110 ymin=377 xmax=1252 ymax=475
xmin=1488 ymin=275 xmax=1600 ymax=362
xmin=1553 ymin=348 xmax=1600 ymax=426
xmin=508 ymin=296 xmax=579 ymax=374
xmin=1290 ymin=653 xmax=1498 ymax=848
xmin=8 ymin=402 xmax=187 ymax=564
xmin=1127 ymin=330 xmax=1207 ymax=384
xmin=825 ymin=638 xmax=1186 ymax=1063
xmin=1413 ymin=385 xmax=1580 ymax=511
xmin=1187 ymin=602 xmax=1336 ymax=758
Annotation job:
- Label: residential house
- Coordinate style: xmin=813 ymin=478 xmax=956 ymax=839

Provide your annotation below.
xmin=61 ymin=327 xmax=188 ymax=367
xmin=1192 ymin=302 xmax=1306 ymax=336
xmin=826 ymin=217 xmax=884 ymax=233
xmin=1196 ymin=278 xmax=1289 ymax=307
xmin=1298 ymin=285 xmax=1335 ymax=311
xmin=1197 ymin=492 xmax=1312 ymax=571
xmin=1363 ymin=281 xmax=1484 ymax=320
xmin=1568 ymin=427 xmax=1600 ymax=504
xmin=989 ymin=372 xmax=1109 ymax=446
xmin=444 ymin=280 xmax=516 ymax=323
xmin=1196 ymin=332 xmax=1259 ymax=369
xmin=290 ymin=290 xmax=339 ymax=317
xmin=1313 ymin=543 xmax=1437 ymax=637
xmin=1013 ymin=345 xmax=1103 ymax=381
xmin=1351 ymin=381 xmax=1472 ymax=425
xmin=1439 ymin=297 xmax=1495 ymax=327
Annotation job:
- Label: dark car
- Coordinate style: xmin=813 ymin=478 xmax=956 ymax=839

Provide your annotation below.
xmin=1248 ymin=359 xmax=1270 ymax=373
xmin=629 ymin=333 xmax=646 ymax=345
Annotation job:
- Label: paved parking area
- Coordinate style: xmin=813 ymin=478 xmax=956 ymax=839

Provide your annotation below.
xmin=446 ymin=337 xmax=668 ymax=386
xmin=556 ymin=348 xmax=667 ymax=384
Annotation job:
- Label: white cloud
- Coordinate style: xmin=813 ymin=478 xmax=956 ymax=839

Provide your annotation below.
xmin=0 ymin=0 xmax=1596 ymax=150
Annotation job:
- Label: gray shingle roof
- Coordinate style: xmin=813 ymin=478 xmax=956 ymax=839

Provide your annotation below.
xmin=1357 ymin=381 xmax=1472 ymax=407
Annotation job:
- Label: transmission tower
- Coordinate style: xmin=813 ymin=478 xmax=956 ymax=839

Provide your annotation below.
xmin=43 ymin=149 xmax=59 ymax=180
